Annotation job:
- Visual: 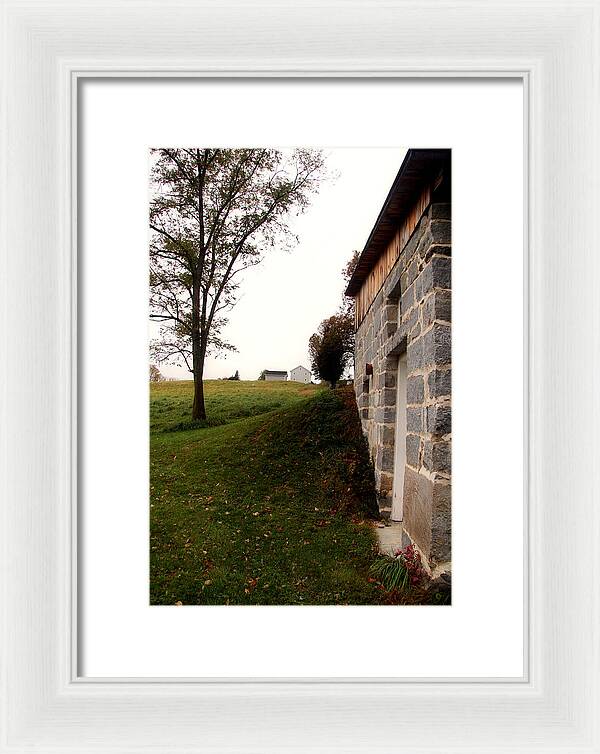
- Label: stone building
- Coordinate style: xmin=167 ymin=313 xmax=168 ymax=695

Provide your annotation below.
xmin=345 ymin=149 xmax=451 ymax=574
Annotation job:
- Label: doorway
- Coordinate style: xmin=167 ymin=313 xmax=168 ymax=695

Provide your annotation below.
xmin=391 ymin=353 xmax=407 ymax=522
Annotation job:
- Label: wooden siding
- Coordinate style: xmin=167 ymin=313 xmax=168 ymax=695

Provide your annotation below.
xmin=355 ymin=184 xmax=431 ymax=328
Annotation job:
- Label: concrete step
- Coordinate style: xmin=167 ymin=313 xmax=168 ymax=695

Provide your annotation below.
xmin=374 ymin=521 xmax=404 ymax=556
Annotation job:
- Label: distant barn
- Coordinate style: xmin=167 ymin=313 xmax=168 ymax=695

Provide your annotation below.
xmin=289 ymin=365 xmax=311 ymax=384
xmin=263 ymin=370 xmax=287 ymax=382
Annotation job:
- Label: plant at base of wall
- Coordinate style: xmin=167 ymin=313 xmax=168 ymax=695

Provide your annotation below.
xmin=370 ymin=544 xmax=426 ymax=591
xmin=369 ymin=553 xmax=411 ymax=591
xmin=393 ymin=544 xmax=427 ymax=585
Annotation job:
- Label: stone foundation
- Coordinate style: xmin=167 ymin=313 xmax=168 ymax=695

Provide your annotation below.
xmin=353 ymin=197 xmax=451 ymax=571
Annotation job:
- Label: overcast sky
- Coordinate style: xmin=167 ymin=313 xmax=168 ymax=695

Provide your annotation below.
xmin=152 ymin=148 xmax=407 ymax=381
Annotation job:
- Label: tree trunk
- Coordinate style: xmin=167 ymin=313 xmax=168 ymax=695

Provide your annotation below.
xmin=192 ymin=370 xmax=206 ymax=421
xmin=191 ymin=277 xmax=206 ymax=421
xmin=191 ymin=329 xmax=207 ymax=421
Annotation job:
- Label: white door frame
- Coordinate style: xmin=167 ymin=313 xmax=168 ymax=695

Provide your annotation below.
xmin=391 ymin=353 xmax=407 ymax=521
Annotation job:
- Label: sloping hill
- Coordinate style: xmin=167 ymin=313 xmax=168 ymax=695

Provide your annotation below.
xmin=150 ymin=380 xmax=382 ymax=605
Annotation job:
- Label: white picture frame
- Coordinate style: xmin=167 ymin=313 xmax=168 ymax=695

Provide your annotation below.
xmin=2 ymin=1 xmax=598 ymax=751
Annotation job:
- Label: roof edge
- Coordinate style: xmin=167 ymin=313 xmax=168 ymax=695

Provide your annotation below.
xmin=345 ymin=148 xmax=450 ymax=297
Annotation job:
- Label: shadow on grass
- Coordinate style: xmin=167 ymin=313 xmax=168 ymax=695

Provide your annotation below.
xmin=163 ymin=402 xmax=286 ymax=433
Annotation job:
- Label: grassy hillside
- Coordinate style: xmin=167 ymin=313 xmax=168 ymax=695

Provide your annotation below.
xmin=150 ymin=378 xmax=318 ymax=434
xmin=150 ymin=380 xmax=382 ymax=605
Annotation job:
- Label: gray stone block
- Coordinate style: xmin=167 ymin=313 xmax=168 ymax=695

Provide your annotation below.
xmin=431 ymin=255 xmax=451 ymax=289
xmin=407 ymin=336 xmax=423 ymax=372
xmin=382 ymin=304 xmax=398 ymax=324
xmin=383 ymin=328 xmax=407 ymax=359
xmin=377 ymin=371 xmax=394 ymax=389
xmin=422 ymin=289 xmax=451 ymax=328
xmin=382 ymin=355 xmax=399 ymax=372
xmin=423 ymin=440 xmax=451 ymax=473
xmin=406 ymin=433 xmax=421 ymax=467
xmin=423 ymin=323 xmax=451 ymax=367
xmin=430 ymin=219 xmax=451 ymax=244
xmin=434 ymin=442 xmax=451 ymax=473
xmin=402 ymin=306 xmax=418 ymax=328
xmin=407 ymin=375 xmax=425 ymax=404
xmin=401 ymin=285 xmax=414 ymax=313
xmin=381 ymin=387 xmax=396 ymax=406
xmin=384 ymin=262 xmax=402 ymax=300
xmin=424 ymin=243 xmax=451 ymax=261
xmin=376 ymin=446 xmax=395 ymax=473
xmin=414 ymin=269 xmax=425 ymax=303
xmin=416 ymin=229 xmax=434 ymax=260
xmin=406 ymin=407 xmax=424 ymax=432
xmin=430 ymin=482 xmax=452 ymax=564
xmin=403 ymin=222 xmax=424 ymax=260
xmin=427 ymin=368 xmax=451 ymax=398
xmin=380 ymin=424 xmax=396 ymax=444
xmin=431 ymin=203 xmax=451 ymax=220
xmin=407 ymin=259 xmax=419 ymax=286
xmin=426 ymin=404 xmax=451 ymax=434
xmin=417 ymin=256 xmax=451 ymax=298
xmin=374 ymin=406 xmax=396 ymax=423
xmin=399 ymin=307 xmax=418 ymax=340
xmin=384 ymin=321 xmax=397 ymax=338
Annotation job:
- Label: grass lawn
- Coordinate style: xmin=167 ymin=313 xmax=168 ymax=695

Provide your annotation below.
xmin=150 ymin=379 xmax=385 ymax=605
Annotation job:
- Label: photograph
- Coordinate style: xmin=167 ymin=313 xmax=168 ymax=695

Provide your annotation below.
xmin=148 ymin=147 xmax=451 ymax=605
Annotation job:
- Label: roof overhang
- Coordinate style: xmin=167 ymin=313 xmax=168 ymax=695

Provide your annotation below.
xmin=345 ymin=148 xmax=451 ymax=297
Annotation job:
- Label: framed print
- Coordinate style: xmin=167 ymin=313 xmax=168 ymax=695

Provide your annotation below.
xmin=2 ymin=1 xmax=599 ymax=752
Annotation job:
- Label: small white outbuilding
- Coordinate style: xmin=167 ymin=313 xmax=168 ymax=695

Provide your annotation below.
xmin=289 ymin=365 xmax=311 ymax=384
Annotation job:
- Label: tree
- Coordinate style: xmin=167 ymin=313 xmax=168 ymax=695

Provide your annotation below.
xmin=341 ymin=249 xmax=360 ymax=317
xmin=258 ymin=370 xmax=266 ymax=380
xmin=308 ymin=313 xmax=354 ymax=389
xmin=227 ymin=370 xmax=240 ymax=381
xmin=149 ymin=148 xmax=326 ymax=420
xmin=149 ymin=364 xmax=164 ymax=382
xmin=307 ymin=250 xmax=359 ymax=389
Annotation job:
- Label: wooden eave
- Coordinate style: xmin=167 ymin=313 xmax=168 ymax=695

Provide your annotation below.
xmin=345 ymin=148 xmax=451 ymax=297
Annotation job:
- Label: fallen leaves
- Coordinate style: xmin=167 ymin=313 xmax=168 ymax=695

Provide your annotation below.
xmin=150 ymin=383 xmax=381 ymax=605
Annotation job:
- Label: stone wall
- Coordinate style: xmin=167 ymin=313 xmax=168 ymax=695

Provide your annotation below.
xmin=353 ymin=198 xmax=451 ymax=571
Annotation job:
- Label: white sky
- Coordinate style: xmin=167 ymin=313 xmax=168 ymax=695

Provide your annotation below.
xmin=152 ymin=148 xmax=407 ymax=381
